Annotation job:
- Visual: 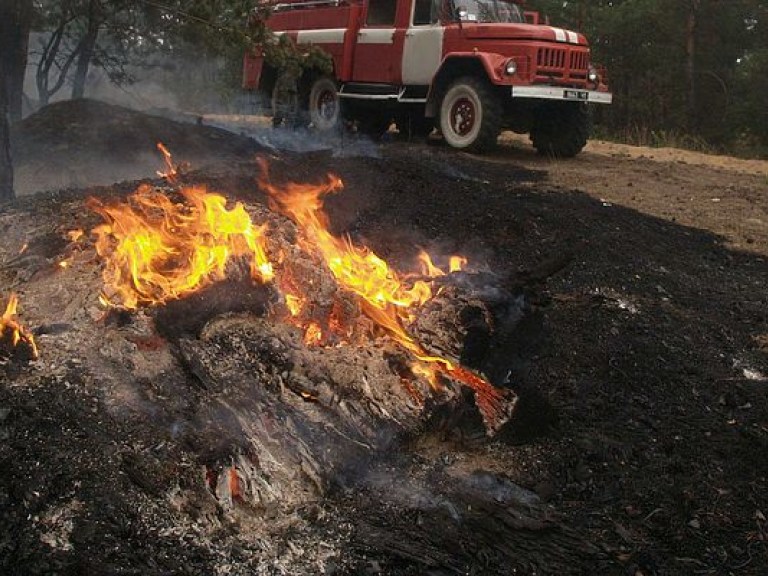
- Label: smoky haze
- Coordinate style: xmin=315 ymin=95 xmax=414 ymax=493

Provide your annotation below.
xmin=13 ymin=49 xmax=385 ymax=197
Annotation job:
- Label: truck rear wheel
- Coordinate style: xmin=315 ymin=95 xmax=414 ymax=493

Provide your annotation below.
xmin=531 ymin=102 xmax=591 ymax=158
xmin=308 ymin=76 xmax=341 ymax=132
xmin=439 ymin=77 xmax=501 ymax=152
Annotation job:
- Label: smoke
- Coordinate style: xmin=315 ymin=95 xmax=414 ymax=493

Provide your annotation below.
xmin=80 ymin=52 xmax=384 ymax=160
xmin=201 ymin=117 xmax=383 ymax=159
xmin=359 ymin=466 xmax=463 ymax=523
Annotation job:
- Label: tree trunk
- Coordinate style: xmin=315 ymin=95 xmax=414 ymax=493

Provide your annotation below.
xmin=72 ymin=0 xmax=101 ymax=100
xmin=0 ymin=0 xmax=31 ymax=123
xmin=36 ymin=18 xmax=81 ymax=107
xmin=0 ymin=0 xmax=27 ymax=201
xmin=0 ymin=0 xmax=33 ymax=122
xmin=0 ymin=68 xmax=15 ymax=203
xmin=685 ymin=0 xmax=700 ymax=131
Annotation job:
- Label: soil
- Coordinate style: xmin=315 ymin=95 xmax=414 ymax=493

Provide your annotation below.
xmin=1 ymin=99 xmax=767 ymax=575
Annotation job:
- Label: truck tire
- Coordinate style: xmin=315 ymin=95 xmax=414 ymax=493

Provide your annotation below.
xmin=308 ymin=76 xmax=341 ymax=132
xmin=439 ymin=77 xmax=501 ymax=152
xmin=531 ymin=102 xmax=591 ymax=158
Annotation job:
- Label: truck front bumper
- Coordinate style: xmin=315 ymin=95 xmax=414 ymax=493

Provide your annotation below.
xmin=511 ymin=86 xmax=613 ymax=104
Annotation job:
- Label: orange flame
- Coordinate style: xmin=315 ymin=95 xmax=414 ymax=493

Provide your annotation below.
xmin=89 ymin=184 xmax=273 ymax=309
xmin=156 ymin=142 xmax=178 ymax=183
xmin=1 ymin=293 xmax=39 ymax=360
xmin=417 ymin=251 xmax=446 ymax=278
xmin=261 ymin=165 xmax=434 ymax=315
xmin=303 ymin=321 xmax=323 ymax=345
xmin=67 ymin=229 xmax=84 ymax=242
xmin=258 ymin=160 xmax=504 ymax=429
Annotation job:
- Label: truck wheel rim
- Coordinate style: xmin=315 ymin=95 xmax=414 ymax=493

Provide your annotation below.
xmin=450 ymin=97 xmax=476 ymax=136
xmin=318 ymin=90 xmax=337 ymax=121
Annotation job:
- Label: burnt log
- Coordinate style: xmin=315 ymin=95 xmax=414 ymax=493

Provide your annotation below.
xmin=174 ymin=315 xmax=472 ymax=509
xmin=350 ymin=468 xmax=607 ymax=575
xmin=171 ymin=314 xmax=598 ymax=574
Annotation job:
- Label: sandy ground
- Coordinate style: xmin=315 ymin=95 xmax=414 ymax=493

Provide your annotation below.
xmin=496 ymin=132 xmax=768 ymax=255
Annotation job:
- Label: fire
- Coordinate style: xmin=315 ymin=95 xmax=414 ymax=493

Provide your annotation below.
xmin=449 ymin=255 xmax=467 ymax=272
xmin=417 ymin=251 xmax=467 ymax=278
xmin=67 ymin=229 xmax=84 ymax=242
xmin=86 ymin=147 xmax=506 ymax=431
xmin=156 ymin=142 xmax=178 ymax=183
xmin=303 ymin=321 xmax=323 ymax=345
xmin=285 ymin=293 xmax=302 ymax=316
xmin=258 ymin=161 xmax=505 ymax=429
xmin=89 ymin=184 xmax=273 ymax=309
xmin=1 ymin=293 xmax=39 ymax=360
xmin=260 ymin=164 xmax=436 ymax=316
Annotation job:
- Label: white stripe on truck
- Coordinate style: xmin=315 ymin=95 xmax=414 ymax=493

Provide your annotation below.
xmin=402 ymin=27 xmax=444 ymax=85
xmin=551 ymin=27 xmax=567 ymax=42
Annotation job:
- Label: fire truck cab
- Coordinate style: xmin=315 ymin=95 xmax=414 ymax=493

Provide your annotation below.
xmin=243 ymin=0 xmax=612 ymax=156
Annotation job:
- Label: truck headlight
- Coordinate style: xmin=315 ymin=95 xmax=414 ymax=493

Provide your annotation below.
xmin=588 ymin=67 xmax=599 ymax=83
xmin=505 ymin=60 xmax=517 ymax=75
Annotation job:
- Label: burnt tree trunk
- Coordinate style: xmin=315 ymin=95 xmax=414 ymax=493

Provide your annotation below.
xmin=0 ymin=2 xmax=17 ymax=202
xmin=71 ymin=0 xmax=102 ymax=100
xmin=0 ymin=81 xmax=13 ymax=203
xmin=0 ymin=0 xmax=32 ymax=122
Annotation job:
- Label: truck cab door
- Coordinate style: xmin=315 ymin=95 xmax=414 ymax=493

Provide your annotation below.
xmin=352 ymin=0 xmax=404 ymax=84
xmin=401 ymin=0 xmax=444 ymax=86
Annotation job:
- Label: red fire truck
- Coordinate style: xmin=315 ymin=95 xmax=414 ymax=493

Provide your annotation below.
xmin=243 ymin=0 xmax=612 ymax=156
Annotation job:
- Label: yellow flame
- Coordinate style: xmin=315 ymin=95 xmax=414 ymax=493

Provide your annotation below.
xmin=89 ymin=183 xmax=273 ymax=309
xmin=1 ymin=293 xmax=38 ymax=359
xmin=258 ymin=159 xmax=503 ymax=426
xmin=285 ymin=294 xmax=302 ymax=317
xmin=67 ymin=229 xmax=84 ymax=242
xmin=449 ymin=255 xmax=467 ymax=273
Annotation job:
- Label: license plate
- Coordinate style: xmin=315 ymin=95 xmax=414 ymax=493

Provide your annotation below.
xmin=564 ymin=89 xmax=588 ymax=101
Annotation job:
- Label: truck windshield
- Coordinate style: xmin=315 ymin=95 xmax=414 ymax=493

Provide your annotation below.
xmin=447 ymin=0 xmax=523 ymax=23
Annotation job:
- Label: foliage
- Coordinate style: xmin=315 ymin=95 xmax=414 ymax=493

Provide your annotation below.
xmin=31 ymin=0 xmax=167 ymax=104
xmin=248 ymin=5 xmax=333 ymax=76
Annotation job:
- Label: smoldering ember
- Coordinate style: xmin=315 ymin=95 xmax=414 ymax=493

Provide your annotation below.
xmin=1 ymin=100 xmax=767 ymax=575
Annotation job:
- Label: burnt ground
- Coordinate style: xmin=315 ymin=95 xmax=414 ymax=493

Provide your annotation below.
xmin=1 ymin=99 xmax=767 ymax=575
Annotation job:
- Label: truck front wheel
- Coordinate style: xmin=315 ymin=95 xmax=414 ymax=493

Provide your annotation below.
xmin=439 ymin=77 xmax=501 ymax=152
xmin=308 ymin=76 xmax=341 ymax=132
xmin=531 ymin=102 xmax=591 ymax=158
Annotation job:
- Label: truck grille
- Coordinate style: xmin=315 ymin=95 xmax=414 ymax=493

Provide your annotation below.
xmin=536 ymin=47 xmax=590 ymax=81
xmin=537 ymin=48 xmax=565 ymax=71
xmin=569 ymin=51 xmax=589 ymax=72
